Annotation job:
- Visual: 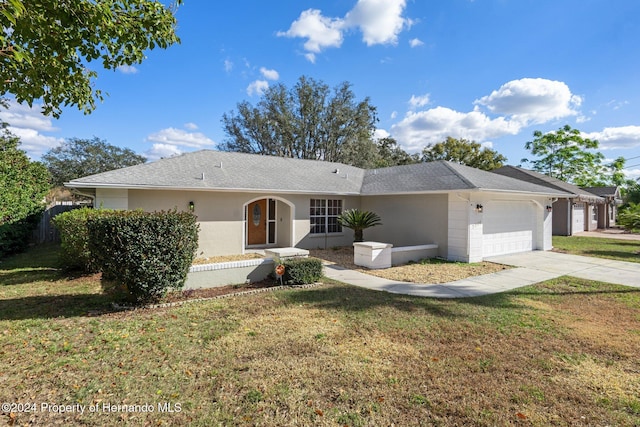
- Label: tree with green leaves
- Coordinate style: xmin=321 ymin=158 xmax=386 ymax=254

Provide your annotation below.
xmin=0 ymin=129 xmax=50 ymax=257
xmin=42 ymin=137 xmax=146 ymax=186
xmin=522 ymin=125 xmax=604 ymax=186
xmin=220 ymin=76 xmax=380 ymax=168
xmin=421 ymin=137 xmax=507 ymax=171
xmin=338 ymin=209 xmax=382 ymax=242
xmin=1 ymin=0 xmax=181 ymax=117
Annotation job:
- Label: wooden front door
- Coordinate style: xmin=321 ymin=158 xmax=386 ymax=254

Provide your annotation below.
xmin=247 ymin=199 xmax=267 ymax=245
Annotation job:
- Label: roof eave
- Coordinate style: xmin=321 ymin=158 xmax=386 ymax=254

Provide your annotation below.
xmin=65 ymin=182 xmax=362 ymax=196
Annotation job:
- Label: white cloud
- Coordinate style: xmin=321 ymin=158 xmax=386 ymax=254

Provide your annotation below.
xmin=373 ymin=128 xmax=390 ymax=140
xmin=278 ymin=0 xmax=410 ymax=61
xmin=624 ymin=168 xmax=640 ymax=180
xmin=0 ymin=100 xmax=62 ymax=158
xmin=480 ymin=141 xmax=494 ymax=149
xmin=344 ymin=0 xmax=408 ymax=46
xmin=116 ymin=65 xmax=139 ymax=74
xmin=8 ymin=127 xmax=64 ymax=159
xmin=247 ymin=80 xmax=269 ymax=96
xmin=224 ymin=59 xmax=234 ymax=72
xmin=474 ymin=78 xmax=581 ymax=126
xmin=145 ymin=143 xmax=183 ymax=161
xmin=260 ymin=67 xmax=279 ymax=81
xmin=184 ymin=122 xmax=199 ymax=131
xmin=0 ymin=100 xmax=57 ymax=131
xmin=409 ymin=38 xmax=424 ymax=48
xmin=582 ymin=126 xmax=640 ymax=150
xmin=390 ymin=78 xmax=587 ymax=152
xmin=408 ymin=93 xmax=430 ymax=110
xmin=277 ymin=9 xmax=344 ymax=54
xmin=391 ymin=106 xmax=519 ymax=152
xmin=146 ymin=127 xmax=214 ymax=149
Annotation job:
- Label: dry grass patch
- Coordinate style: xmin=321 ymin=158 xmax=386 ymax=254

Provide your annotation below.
xmin=311 ymin=246 xmax=508 ymax=283
xmin=2 ymin=246 xmax=640 ymax=426
xmin=192 ymin=252 xmax=265 ymax=265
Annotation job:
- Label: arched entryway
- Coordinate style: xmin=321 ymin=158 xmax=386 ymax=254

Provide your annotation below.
xmin=243 ymin=196 xmax=295 ymax=251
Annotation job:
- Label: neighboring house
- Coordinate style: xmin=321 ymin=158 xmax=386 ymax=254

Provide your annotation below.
xmin=492 ymin=166 xmax=605 ymax=236
xmin=581 ymin=186 xmax=623 ymax=229
xmin=66 ymin=150 xmax=570 ymax=263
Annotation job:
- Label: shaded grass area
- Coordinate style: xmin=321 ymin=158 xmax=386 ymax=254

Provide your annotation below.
xmin=1 ymin=246 xmax=640 ymax=426
xmin=553 ymin=235 xmax=640 ymax=263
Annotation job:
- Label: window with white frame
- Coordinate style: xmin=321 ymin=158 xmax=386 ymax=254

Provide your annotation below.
xmin=310 ymin=199 xmax=343 ymax=234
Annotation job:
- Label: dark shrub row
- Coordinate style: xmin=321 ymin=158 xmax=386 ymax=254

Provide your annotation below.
xmin=0 ymin=209 xmax=42 ymax=259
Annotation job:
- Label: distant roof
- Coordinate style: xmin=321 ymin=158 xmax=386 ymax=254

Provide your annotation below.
xmin=67 ymin=150 xmax=571 ymax=197
xmin=581 ymin=186 xmax=620 ymax=197
xmin=492 ymin=166 xmax=604 ymax=203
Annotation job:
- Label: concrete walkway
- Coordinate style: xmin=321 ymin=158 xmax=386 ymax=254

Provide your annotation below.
xmin=322 ymin=251 xmax=640 ymax=298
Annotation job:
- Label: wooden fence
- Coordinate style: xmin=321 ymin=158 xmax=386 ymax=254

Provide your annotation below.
xmin=34 ymin=202 xmax=86 ymax=244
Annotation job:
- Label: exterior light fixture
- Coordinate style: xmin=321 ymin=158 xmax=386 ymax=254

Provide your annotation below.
xmin=189 ymin=201 xmax=195 ymax=211
xmin=475 ymin=204 xmax=483 ymax=213
xmin=546 ymin=205 xmax=553 ymax=212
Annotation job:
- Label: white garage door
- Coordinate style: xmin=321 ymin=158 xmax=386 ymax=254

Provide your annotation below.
xmin=483 ymin=201 xmax=536 ymax=257
xmin=572 ymin=203 xmax=585 ymax=234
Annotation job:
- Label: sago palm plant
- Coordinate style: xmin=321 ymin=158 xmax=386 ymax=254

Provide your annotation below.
xmin=338 ymin=209 xmax=382 ymax=242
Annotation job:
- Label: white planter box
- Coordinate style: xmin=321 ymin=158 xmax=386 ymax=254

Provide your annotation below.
xmin=353 ymin=241 xmax=392 ymax=269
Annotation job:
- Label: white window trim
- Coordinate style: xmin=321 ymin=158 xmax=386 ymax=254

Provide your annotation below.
xmin=310 ymin=198 xmax=343 ymax=235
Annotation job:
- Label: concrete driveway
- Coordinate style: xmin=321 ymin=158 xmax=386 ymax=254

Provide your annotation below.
xmin=485 ymin=251 xmax=640 ymax=288
xmin=323 ymin=251 xmax=640 ymax=298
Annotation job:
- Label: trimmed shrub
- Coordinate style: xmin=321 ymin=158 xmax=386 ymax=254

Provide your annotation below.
xmin=52 ymin=207 xmax=116 ymax=271
xmin=87 ymin=210 xmax=199 ymax=303
xmin=279 ymin=257 xmax=323 ymax=285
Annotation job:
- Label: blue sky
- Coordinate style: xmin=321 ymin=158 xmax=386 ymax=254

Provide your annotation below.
xmin=3 ymin=0 xmax=640 ymax=178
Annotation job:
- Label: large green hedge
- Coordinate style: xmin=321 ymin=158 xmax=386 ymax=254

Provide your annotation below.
xmin=87 ymin=210 xmax=199 ymax=303
xmin=52 ymin=207 xmax=116 ymax=271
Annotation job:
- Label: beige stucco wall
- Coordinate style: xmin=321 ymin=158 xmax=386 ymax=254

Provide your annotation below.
xmin=96 ymin=188 xmax=128 ymax=210
xmin=361 ymin=193 xmax=449 ymax=258
xmin=125 ymin=189 xmax=359 ymax=257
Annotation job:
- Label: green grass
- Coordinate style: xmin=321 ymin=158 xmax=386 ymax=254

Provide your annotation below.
xmin=553 ymin=235 xmax=640 ymax=263
xmin=1 ymin=245 xmax=640 ymax=426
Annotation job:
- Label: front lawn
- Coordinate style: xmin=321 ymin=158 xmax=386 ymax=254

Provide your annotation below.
xmin=553 ymin=236 xmax=640 ymax=263
xmin=1 ymin=245 xmax=639 ymax=426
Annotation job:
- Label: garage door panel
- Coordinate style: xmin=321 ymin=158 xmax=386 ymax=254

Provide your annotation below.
xmin=572 ymin=203 xmax=585 ymax=234
xmin=483 ymin=201 xmax=535 ymax=257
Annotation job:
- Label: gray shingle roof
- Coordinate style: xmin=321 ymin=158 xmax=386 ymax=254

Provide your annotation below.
xmin=67 ymin=150 xmax=365 ymax=195
xmin=361 ymin=161 xmax=570 ymax=195
xmin=67 ymin=150 xmax=571 ymax=196
xmin=492 ymin=166 xmax=604 ymax=202
xmin=580 ymin=186 xmax=619 ymax=197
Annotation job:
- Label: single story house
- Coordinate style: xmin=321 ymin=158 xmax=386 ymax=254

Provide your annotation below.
xmin=492 ymin=166 xmax=604 ymax=236
xmin=580 ymin=186 xmax=623 ymax=229
xmin=67 ymin=150 xmax=571 ymax=263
